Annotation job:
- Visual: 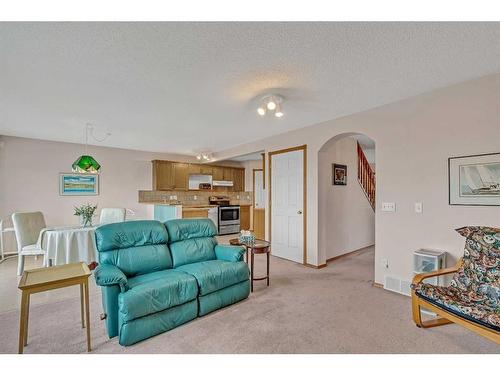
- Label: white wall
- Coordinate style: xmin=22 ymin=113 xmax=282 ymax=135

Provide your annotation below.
xmin=0 ymin=136 xmax=196 ymax=228
xmin=212 ymin=73 xmax=500 ymax=285
xmin=319 ymin=136 xmax=375 ymax=259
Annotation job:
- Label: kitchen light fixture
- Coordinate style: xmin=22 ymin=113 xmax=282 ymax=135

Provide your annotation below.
xmin=257 ymin=106 xmax=266 ymax=116
xmin=72 ymin=123 xmax=110 ymax=173
xmin=257 ymin=94 xmax=284 ymax=118
xmin=274 ymin=102 xmax=284 ymax=118
xmin=196 ymin=152 xmax=212 ymax=161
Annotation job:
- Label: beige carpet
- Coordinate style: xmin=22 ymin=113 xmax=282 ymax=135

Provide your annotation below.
xmin=0 ymin=247 xmax=498 ymax=354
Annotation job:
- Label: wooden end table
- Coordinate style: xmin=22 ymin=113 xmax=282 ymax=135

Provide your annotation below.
xmin=17 ymin=262 xmax=92 ymax=354
xmin=229 ymin=238 xmax=271 ymax=292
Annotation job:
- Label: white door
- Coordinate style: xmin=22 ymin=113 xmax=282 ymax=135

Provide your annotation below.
xmin=253 ymin=170 xmax=265 ymax=209
xmin=271 ymin=149 xmax=304 ymax=263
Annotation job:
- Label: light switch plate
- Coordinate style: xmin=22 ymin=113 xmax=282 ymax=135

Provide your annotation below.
xmin=414 ymin=202 xmax=423 ymax=213
xmin=381 ymin=202 xmax=396 ymax=212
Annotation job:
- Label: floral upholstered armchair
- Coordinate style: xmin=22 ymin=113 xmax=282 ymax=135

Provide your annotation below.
xmin=411 ymin=226 xmax=499 ymax=344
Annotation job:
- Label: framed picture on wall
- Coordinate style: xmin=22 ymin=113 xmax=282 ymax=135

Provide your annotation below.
xmin=59 ymin=173 xmax=99 ymax=196
xmin=333 ymin=164 xmax=347 ymax=186
xmin=448 ymin=152 xmax=500 ymax=206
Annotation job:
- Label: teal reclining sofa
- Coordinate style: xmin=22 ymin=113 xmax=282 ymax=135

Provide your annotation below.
xmin=94 ymin=218 xmax=249 ymax=346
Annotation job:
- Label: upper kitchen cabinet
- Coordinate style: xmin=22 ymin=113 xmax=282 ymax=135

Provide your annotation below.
xmin=222 ymin=167 xmax=233 ymax=182
xmin=211 ymin=166 xmax=224 ymax=180
xmin=200 ymin=165 xmax=213 ymax=175
xmin=152 ymin=160 xmax=174 ymax=190
xmin=172 ymin=162 xmax=189 ymax=190
xmin=152 ymin=160 xmax=245 ymax=191
xmin=188 ymin=163 xmax=201 ymax=175
xmin=232 ymin=168 xmax=245 ymax=192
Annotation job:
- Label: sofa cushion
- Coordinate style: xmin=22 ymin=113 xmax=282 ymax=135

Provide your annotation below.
xmin=96 ymin=220 xmax=169 ymax=252
xmin=96 ymin=220 xmax=173 ymax=277
xmin=177 ymin=260 xmax=249 ymax=296
xmin=165 ymin=219 xmax=217 ymax=243
xmin=413 ymin=283 xmax=500 ymax=332
xmin=452 ymin=226 xmax=500 ymax=298
xmin=118 ymin=269 xmax=198 ymax=323
xmin=169 ymin=237 xmax=217 ymax=268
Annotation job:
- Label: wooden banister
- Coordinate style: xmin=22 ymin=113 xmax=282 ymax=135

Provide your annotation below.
xmin=357 ymin=142 xmax=375 ymax=210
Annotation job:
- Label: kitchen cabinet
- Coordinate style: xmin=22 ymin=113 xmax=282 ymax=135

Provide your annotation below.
xmin=172 ymin=163 xmax=189 ymax=190
xmin=152 ymin=160 xmax=174 ymax=190
xmin=232 ymin=168 xmax=245 ymax=192
xmin=200 ymin=165 xmax=213 ymax=175
xmin=222 ymin=167 xmax=233 ymax=182
xmin=212 ymin=166 xmax=224 ymax=180
xmin=182 ymin=209 xmax=209 ymax=219
xmin=152 ymin=160 xmax=245 ymax=192
xmin=188 ymin=164 xmax=201 ymax=175
xmin=240 ymin=205 xmax=250 ymax=230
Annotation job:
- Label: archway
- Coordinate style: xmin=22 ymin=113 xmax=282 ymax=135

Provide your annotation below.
xmin=318 ymin=132 xmax=376 ymax=274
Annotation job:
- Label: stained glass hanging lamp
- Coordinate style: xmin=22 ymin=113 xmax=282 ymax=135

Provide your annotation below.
xmin=72 ymin=124 xmax=110 ymax=173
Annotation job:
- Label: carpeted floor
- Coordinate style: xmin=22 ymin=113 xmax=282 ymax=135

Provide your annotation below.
xmin=0 ymin=247 xmax=498 ymax=353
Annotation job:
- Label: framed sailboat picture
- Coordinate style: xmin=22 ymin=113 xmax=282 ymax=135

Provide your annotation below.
xmin=449 ymin=152 xmax=500 ymax=206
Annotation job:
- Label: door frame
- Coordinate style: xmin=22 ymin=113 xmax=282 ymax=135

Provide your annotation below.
xmin=252 ymin=168 xmax=263 ymax=209
xmin=268 ymin=144 xmax=307 ymax=265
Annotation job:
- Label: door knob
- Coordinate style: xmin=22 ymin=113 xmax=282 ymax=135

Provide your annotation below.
xmin=297 ymin=210 xmax=303 ymax=214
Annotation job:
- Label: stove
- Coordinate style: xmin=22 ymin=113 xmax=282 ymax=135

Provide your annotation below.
xmin=209 ymin=196 xmax=240 ymax=235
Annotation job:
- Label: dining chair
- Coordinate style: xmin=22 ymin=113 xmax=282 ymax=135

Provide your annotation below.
xmin=11 ymin=212 xmax=47 ymax=276
xmin=0 ymin=219 xmax=16 ymax=262
xmin=99 ymin=208 xmax=126 ymax=226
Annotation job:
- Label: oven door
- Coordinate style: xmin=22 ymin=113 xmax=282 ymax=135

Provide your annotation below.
xmin=218 ymin=206 xmax=240 ymax=226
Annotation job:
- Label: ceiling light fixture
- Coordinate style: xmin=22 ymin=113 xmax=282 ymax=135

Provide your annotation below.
xmin=257 ymin=106 xmax=266 ymax=116
xmin=274 ymin=102 xmax=284 ymax=118
xmin=196 ymin=152 xmax=212 ymax=162
xmin=72 ymin=123 xmax=111 ymax=173
xmin=257 ymin=94 xmax=284 ymax=118
xmin=266 ymin=99 xmax=277 ymax=111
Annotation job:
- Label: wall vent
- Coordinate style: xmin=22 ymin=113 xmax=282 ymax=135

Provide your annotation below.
xmin=384 ymin=275 xmax=411 ymax=297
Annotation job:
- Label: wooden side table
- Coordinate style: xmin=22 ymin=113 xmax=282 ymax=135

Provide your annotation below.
xmin=17 ymin=262 xmax=92 ymax=354
xmin=229 ymin=238 xmax=271 ymax=292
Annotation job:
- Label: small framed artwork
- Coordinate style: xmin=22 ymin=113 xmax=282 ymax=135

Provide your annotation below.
xmin=448 ymin=152 xmax=500 ymax=206
xmin=333 ymin=164 xmax=347 ymax=186
xmin=60 ymin=173 xmax=99 ymax=196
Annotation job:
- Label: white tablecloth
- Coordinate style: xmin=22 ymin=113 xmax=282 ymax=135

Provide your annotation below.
xmin=39 ymin=226 xmax=97 ymax=266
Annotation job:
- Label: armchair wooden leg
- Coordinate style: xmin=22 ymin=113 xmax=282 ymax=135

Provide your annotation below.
xmin=412 ymin=292 xmax=453 ymax=328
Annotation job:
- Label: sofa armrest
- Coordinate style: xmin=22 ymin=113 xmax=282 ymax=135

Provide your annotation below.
xmin=215 ymin=244 xmax=246 ymax=262
xmin=94 ymin=264 xmax=129 ymax=292
xmin=412 ymin=258 xmax=463 ymax=285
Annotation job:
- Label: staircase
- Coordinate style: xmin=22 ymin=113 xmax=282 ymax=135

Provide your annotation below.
xmin=357 ymin=142 xmax=375 ymax=210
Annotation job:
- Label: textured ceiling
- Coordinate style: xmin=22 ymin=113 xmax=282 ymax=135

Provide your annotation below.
xmin=1 ymin=22 xmax=500 ymax=155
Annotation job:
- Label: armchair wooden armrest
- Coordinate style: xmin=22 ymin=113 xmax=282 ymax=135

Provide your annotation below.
xmin=412 ymin=258 xmax=462 ymax=284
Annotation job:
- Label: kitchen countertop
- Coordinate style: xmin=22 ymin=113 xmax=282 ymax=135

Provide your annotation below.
xmin=141 ymin=202 xmax=251 ymax=208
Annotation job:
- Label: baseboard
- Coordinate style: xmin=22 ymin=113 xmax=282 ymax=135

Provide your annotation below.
xmin=326 ymin=244 xmax=374 ymax=263
xmin=304 ymin=263 xmax=327 ymax=269
xmin=372 ymin=282 xmax=383 ymax=288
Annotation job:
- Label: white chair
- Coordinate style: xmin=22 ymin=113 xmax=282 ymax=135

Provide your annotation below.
xmin=11 ymin=212 xmax=47 ymax=276
xmin=0 ymin=219 xmax=16 ymax=262
xmin=99 ymin=208 xmax=126 ymax=226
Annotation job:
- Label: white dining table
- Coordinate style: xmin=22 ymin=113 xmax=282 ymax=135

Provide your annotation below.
xmin=38 ymin=226 xmax=98 ymax=267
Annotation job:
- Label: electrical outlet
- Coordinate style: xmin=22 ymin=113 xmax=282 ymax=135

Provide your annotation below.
xmin=381 ymin=202 xmax=396 ymax=212
xmin=169 ymin=195 xmax=177 ymax=201
xmin=193 ymin=195 xmax=198 ymax=200
xmin=236 ymin=195 xmax=240 ymax=199
xmin=414 ymin=202 xmax=423 ymax=214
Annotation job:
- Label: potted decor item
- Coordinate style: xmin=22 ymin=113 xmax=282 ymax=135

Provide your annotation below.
xmin=239 ymin=230 xmax=255 ymax=245
xmin=74 ymin=203 xmax=97 ymax=227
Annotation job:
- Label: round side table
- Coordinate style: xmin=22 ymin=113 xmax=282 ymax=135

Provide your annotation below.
xmin=230 ymin=238 xmax=271 ymax=292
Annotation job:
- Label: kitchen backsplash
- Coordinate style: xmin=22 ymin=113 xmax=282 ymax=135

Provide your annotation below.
xmin=139 ymin=190 xmax=253 ymax=205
